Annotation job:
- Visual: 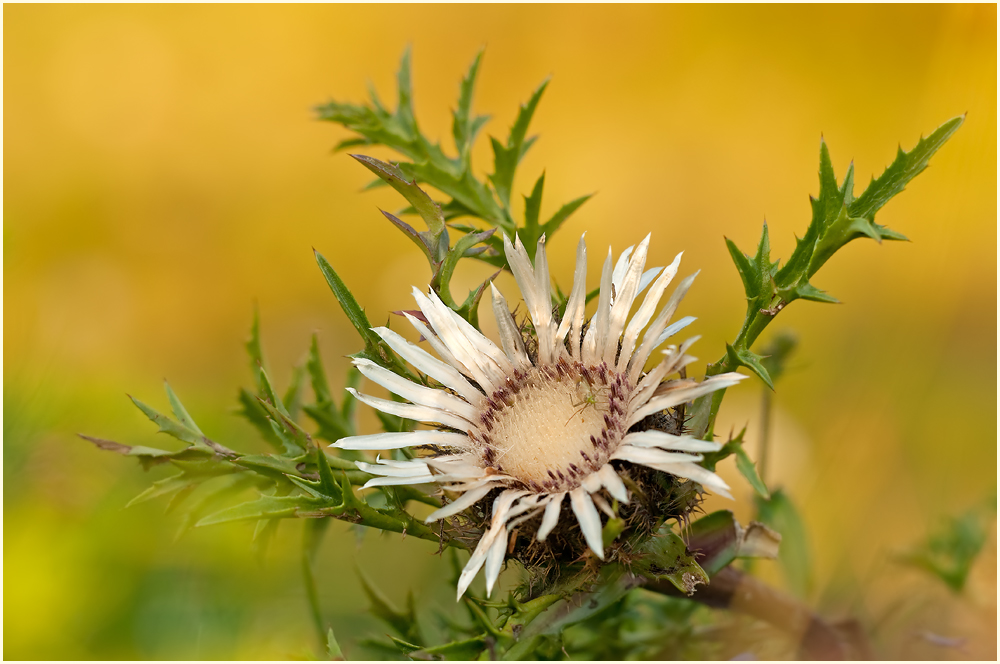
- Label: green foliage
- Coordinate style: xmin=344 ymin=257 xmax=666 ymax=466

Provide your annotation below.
xmin=899 ymin=497 xmax=995 ymax=593
xmin=690 ymin=116 xmax=963 ymax=438
xmin=315 ymin=48 xmax=592 ymax=322
xmin=755 ymin=489 xmax=812 ymax=598
xmin=702 ymin=428 xmax=770 ymax=499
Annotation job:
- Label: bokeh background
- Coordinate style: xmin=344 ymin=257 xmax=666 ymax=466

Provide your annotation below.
xmin=4 ymin=4 xmax=996 ymax=659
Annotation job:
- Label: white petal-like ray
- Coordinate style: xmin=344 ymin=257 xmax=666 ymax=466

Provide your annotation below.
xmin=356 ymin=459 xmax=429 ymax=476
xmin=402 ymin=312 xmax=468 ymax=379
xmin=616 ymin=251 xmax=683 ymax=372
xmin=370 ymin=326 xmax=483 ymax=404
xmin=434 ymin=288 xmax=516 ymax=378
xmin=424 ymin=483 xmax=495 ymax=522
xmin=363 ymin=474 xmax=436 ymax=487
xmin=531 ymin=236 xmax=556 ymax=364
xmin=611 ymin=245 xmax=634 ymax=295
xmin=456 ymin=527 xmax=495 ymax=600
xmin=536 ymin=492 xmax=565 ymax=541
xmin=582 ymin=249 xmax=614 ymax=365
xmin=611 ymin=445 xmax=703 ymax=465
xmin=455 ymin=489 xmax=526 ymax=600
xmin=421 ymin=288 xmax=511 ymax=385
xmin=621 ymin=431 xmax=723 ymax=453
xmin=604 ymin=234 xmax=651 ymax=365
xmin=554 ymin=234 xmax=589 ymax=359
xmin=484 ymin=524 xmax=509 ymax=597
xmin=412 ymin=288 xmax=500 ymax=392
xmin=644 ymin=461 xmax=733 ymax=499
xmin=570 ymin=487 xmax=605 ymax=559
xmin=627 ymin=373 xmax=746 ymax=426
xmin=353 ymin=358 xmax=479 ymax=422
xmin=581 ymin=471 xmax=602 ymax=494
xmin=502 ymin=235 xmax=543 ymax=330
xmin=637 ymin=267 xmax=663 ymax=296
xmin=346 ymin=387 xmax=471 ymax=432
xmin=597 ymin=464 xmax=630 ymax=504
xmin=627 ymin=271 xmax=698 ymax=382
xmin=592 ymin=493 xmax=615 ymax=518
xmin=490 ymin=284 xmax=532 ymax=370
xmin=334 ymin=429 xmax=471 ymax=451
xmin=652 ymin=316 xmax=697 ymax=350
xmin=628 ymin=356 xmax=676 ymax=414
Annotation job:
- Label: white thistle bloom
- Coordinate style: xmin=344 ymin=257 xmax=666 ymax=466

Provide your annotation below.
xmin=334 ymin=233 xmax=746 ymax=599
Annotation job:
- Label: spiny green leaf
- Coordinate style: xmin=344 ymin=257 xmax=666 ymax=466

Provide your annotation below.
xmin=283 ymin=360 xmax=307 ymax=421
xmin=127 ymin=473 xmax=191 ymax=508
xmin=255 ymin=395 xmax=309 ymax=455
xmin=850 ymin=115 xmax=964 ymax=222
xmin=313 ymin=250 xmax=382 ymax=355
xmin=197 ymin=493 xmax=325 ymax=527
xmin=246 ymin=305 xmax=266 ymax=393
xmin=129 ymin=395 xmax=206 ymax=447
xmin=794 ymin=282 xmax=839 ymax=304
xmin=394 ymin=46 xmax=417 ymax=138
xmin=307 ymin=334 xmax=333 ymax=406
xmin=452 ymin=50 xmax=486 ymax=159
xmin=237 ymin=388 xmax=284 ymax=450
xmin=351 ymin=154 xmax=446 ymax=241
xmin=733 ymin=443 xmax=770 ymax=500
xmin=538 ymin=193 xmax=593 ymax=248
xmin=380 ymin=208 xmax=436 ymax=263
xmin=164 ymin=382 xmax=202 ymax=435
xmin=725 ymin=344 xmax=774 ymax=390
xmin=434 ymin=227 xmax=496 ymax=309
xmin=327 ymin=628 xmax=345 ymax=661
xmin=315 ymin=446 xmax=343 ymax=499
xmin=257 ymin=366 xmax=290 ymax=418
xmin=522 ymin=172 xmax=545 ymax=238
xmin=455 ymin=269 xmax=499 ymax=329
xmin=490 ymin=78 xmax=549 ymax=206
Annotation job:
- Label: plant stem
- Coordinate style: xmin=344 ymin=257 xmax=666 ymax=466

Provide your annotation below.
xmin=302 ymin=519 xmax=329 ymax=650
xmin=758 ymin=388 xmax=773 ymax=485
xmin=645 ymin=567 xmax=849 ymax=659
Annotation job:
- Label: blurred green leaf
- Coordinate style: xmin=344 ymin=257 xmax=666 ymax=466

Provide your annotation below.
xmin=755 ymin=488 xmax=811 ymax=598
xmin=358 ymin=570 xmax=422 ymax=644
xmin=197 ymin=493 xmax=325 ymax=527
xmin=237 ymin=388 xmax=284 ymax=450
xmin=490 ymin=78 xmax=548 ymax=207
xmin=164 ymin=382 xmax=203 ymax=435
xmin=245 ymin=304 xmax=267 ymax=393
xmin=327 ymin=627 xmax=345 ymax=661
xmin=283 ymin=361 xmax=307 ymax=422
xmin=899 ymin=498 xmax=994 ymax=593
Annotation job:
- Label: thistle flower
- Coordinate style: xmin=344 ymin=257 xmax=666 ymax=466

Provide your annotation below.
xmin=334 ymin=233 xmax=745 ymax=599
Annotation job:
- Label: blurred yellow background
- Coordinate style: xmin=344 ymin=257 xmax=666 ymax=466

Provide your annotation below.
xmin=4 ymin=4 xmax=995 ymax=659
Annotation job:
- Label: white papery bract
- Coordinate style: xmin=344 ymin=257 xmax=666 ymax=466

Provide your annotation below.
xmin=333 ymin=233 xmax=746 ymax=599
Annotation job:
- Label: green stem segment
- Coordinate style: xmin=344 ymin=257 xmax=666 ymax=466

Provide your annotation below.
xmin=302 ymin=519 xmax=330 ymax=650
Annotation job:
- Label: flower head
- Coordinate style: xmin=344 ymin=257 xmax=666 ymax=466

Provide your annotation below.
xmin=334 ymin=233 xmax=745 ymax=599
